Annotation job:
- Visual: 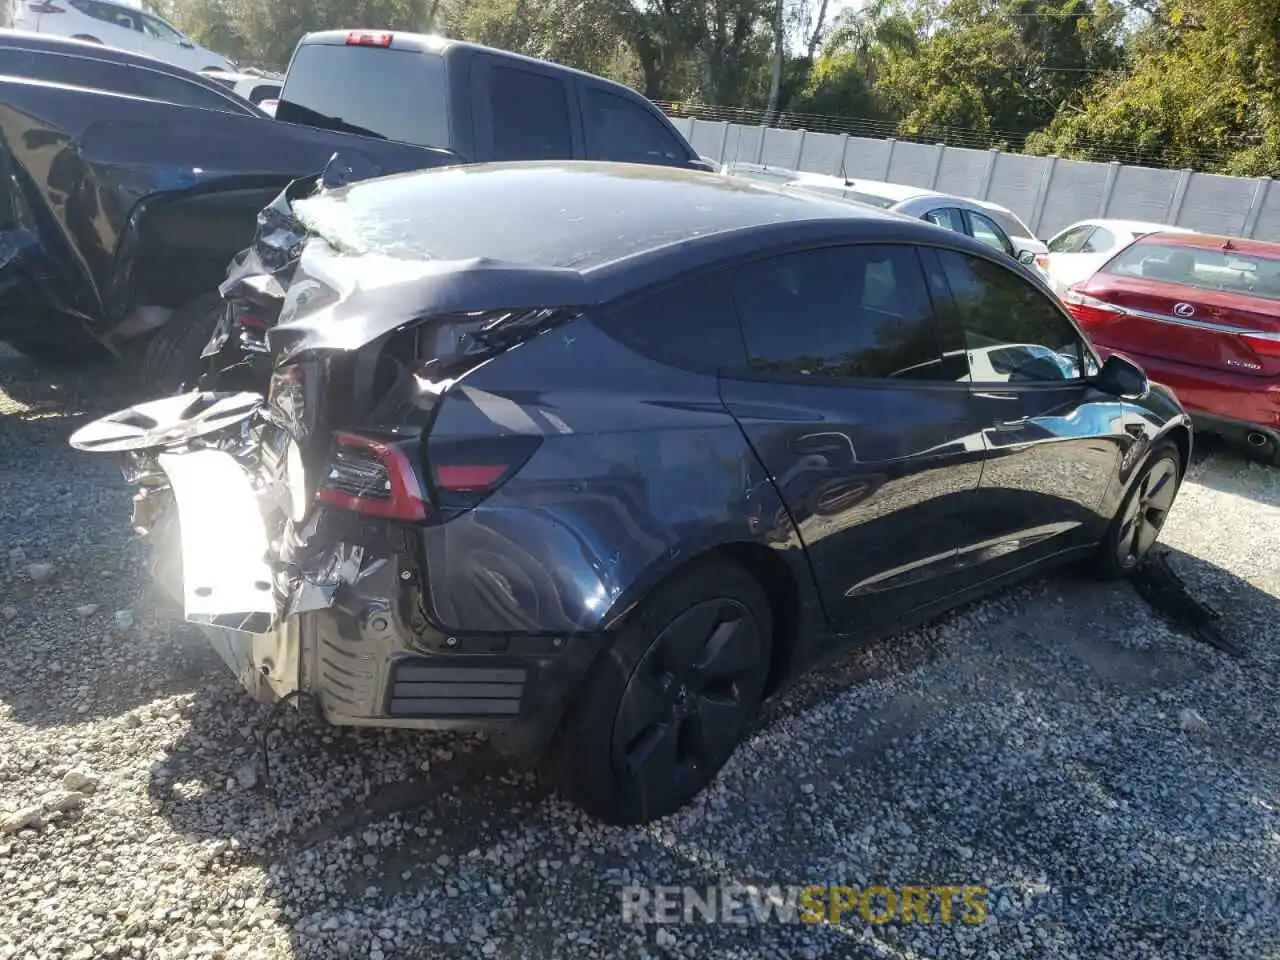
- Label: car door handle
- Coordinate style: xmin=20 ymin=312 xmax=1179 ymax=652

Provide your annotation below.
xmin=992 ymin=418 xmax=1030 ymax=432
xmin=973 ymin=391 xmax=1019 ymax=401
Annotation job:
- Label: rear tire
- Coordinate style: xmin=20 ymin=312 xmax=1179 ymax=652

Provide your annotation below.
xmin=139 ymin=293 xmax=223 ymax=396
xmin=544 ymin=559 xmax=772 ymax=824
xmin=1094 ymin=440 xmax=1182 ymax=581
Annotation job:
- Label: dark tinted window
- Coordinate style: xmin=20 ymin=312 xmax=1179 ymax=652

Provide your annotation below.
xmin=599 ymin=274 xmax=746 ymax=371
xmin=731 ymin=245 xmax=944 ymax=380
xmin=923 ymin=208 xmax=965 ymax=232
xmin=132 ymin=70 xmax=245 ymax=112
xmin=489 ymin=66 xmax=572 ymax=161
xmin=277 ymin=45 xmax=449 ymax=147
xmin=967 ymin=210 xmax=1014 ymax=256
xmin=938 ymin=250 xmax=1084 ymax=383
xmin=86 ymin=1 xmax=140 ymax=30
xmin=9 ymin=50 xmax=132 ymax=92
xmin=1048 ymin=224 xmax=1094 ymax=254
xmin=2 ymin=49 xmax=245 ymax=112
xmin=1080 ymin=226 xmax=1116 ymax=253
xmin=584 ymin=88 xmax=686 ymax=164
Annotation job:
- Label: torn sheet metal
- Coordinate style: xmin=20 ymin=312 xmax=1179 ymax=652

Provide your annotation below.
xmin=0 ymin=74 xmax=458 ymax=352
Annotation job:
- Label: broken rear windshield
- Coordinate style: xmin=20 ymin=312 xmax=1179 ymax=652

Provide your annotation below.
xmin=1104 ymin=242 xmax=1280 ymax=302
xmin=276 ymin=45 xmax=450 ymax=149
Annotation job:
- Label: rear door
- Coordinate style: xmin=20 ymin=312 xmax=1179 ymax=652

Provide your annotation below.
xmin=717 ymin=241 xmax=987 ymax=643
xmin=470 ymin=54 xmax=581 ymax=162
xmin=933 ymin=246 xmax=1125 ymax=571
xmin=1081 ymin=240 xmax=1280 ymax=378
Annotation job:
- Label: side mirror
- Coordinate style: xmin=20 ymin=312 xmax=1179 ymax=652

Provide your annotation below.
xmin=1093 ymin=353 xmax=1149 ymax=400
xmin=1017 ymin=249 xmax=1037 ymax=265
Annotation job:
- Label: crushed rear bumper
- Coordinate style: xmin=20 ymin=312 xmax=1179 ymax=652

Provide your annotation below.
xmin=155 ymin=447 xmax=602 ymax=747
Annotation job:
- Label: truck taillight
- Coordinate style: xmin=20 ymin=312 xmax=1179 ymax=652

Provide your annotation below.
xmin=346 ymin=31 xmax=393 ymax=47
xmin=317 ymin=432 xmax=427 ymax=522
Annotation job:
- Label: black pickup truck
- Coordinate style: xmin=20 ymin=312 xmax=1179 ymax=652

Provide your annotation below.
xmin=0 ymin=28 xmax=708 ymax=369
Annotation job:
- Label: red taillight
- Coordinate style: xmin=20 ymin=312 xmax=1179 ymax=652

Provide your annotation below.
xmin=1062 ymin=287 xmax=1124 ymax=329
xmin=435 ymin=463 xmax=510 ymax=491
xmin=346 ymin=31 xmax=393 ymax=47
xmin=317 ymin=432 xmax=427 ymax=522
xmin=1242 ymin=333 xmax=1280 ymax=359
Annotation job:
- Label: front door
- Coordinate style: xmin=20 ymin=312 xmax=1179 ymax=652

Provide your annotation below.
xmin=930 ymin=246 xmax=1125 ymax=572
xmin=718 ymin=242 xmax=987 ymax=643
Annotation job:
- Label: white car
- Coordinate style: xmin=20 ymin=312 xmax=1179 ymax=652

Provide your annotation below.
xmin=9 ymin=0 xmax=232 ymax=73
xmin=1040 ymin=218 xmax=1199 ymax=296
xmin=202 ymin=69 xmax=280 ymax=111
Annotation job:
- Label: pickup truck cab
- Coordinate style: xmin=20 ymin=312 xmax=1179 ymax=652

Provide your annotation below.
xmin=278 ymin=31 xmax=711 ymax=169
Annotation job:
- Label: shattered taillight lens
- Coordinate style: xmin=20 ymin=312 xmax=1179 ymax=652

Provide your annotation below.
xmin=316 ymin=432 xmax=427 ymax=522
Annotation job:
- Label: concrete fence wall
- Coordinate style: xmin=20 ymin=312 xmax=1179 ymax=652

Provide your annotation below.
xmin=668 ymin=117 xmax=1280 ymax=243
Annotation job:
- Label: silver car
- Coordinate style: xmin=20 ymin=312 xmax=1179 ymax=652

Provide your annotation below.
xmin=722 ymin=162 xmax=1047 ymax=273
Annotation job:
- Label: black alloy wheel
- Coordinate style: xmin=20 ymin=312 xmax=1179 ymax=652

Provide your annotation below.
xmin=1096 ymin=440 xmax=1182 ymax=580
xmin=546 ymin=559 xmax=772 ymax=825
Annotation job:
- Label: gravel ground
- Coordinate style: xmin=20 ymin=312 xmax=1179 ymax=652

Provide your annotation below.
xmin=2 ymin=352 xmax=1279 ymax=960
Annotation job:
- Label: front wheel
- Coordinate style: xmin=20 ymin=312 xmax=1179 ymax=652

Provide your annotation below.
xmin=545 ymin=559 xmax=773 ymax=824
xmin=1094 ymin=441 xmax=1182 ymax=580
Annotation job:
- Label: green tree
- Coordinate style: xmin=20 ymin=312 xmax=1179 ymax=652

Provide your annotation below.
xmin=1027 ymin=0 xmax=1280 ymax=174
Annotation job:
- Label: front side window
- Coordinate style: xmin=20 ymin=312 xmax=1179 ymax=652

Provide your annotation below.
xmin=584 ymin=88 xmax=686 ymax=164
xmin=140 ymin=12 xmax=183 ymax=42
xmin=730 ymin=244 xmax=944 ymax=380
xmin=489 ymin=66 xmax=572 ymax=161
xmin=982 ymin=207 xmax=1034 ymax=240
xmin=90 ymin=1 xmax=140 ymax=31
xmin=967 ymin=210 xmax=1015 ymax=257
xmin=1048 ymin=224 xmax=1095 ymax=254
xmin=938 ymin=249 xmax=1085 ymax=383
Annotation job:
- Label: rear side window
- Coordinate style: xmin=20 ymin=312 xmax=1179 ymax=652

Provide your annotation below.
xmin=938 ymin=250 xmax=1084 ymax=382
xmin=730 ymin=244 xmax=944 ymax=380
xmin=598 ymin=274 xmax=746 ymax=371
xmin=277 ymin=44 xmax=450 ymax=148
xmin=132 ymin=70 xmax=245 ymax=112
xmin=84 ymin=1 xmax=140 ymax=31
xmin=1103 ymin=241 xmax=1280 ymax=301
xmin=489 ymin=66 xmax=572 ymax=161
xmin=584 ymin=88 xmax=687 ymax=164
xmin=924 ymin=208 xmax=965 ymax=233
xmin=1048 ymin=224 xmax=1094 ymax=254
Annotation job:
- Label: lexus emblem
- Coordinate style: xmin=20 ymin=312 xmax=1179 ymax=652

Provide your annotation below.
xmin=1173 ymin=302 xmax=1195 ymax=318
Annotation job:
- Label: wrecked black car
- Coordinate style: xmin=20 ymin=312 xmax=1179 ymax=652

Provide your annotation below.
xmin=71 ymin=162 xmax=1193 ymax=825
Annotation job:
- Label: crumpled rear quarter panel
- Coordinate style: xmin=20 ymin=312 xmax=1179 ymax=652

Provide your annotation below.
xmin=415 ymin=319 xmax=811 ymax=636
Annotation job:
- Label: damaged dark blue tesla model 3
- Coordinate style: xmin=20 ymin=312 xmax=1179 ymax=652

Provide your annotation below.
xmin=71 ymin=161 xmax=1192 ymax=824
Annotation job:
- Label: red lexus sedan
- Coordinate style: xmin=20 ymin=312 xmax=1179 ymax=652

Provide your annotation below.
xmin=1063 ymin=231 xmax=1280 ymax=464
